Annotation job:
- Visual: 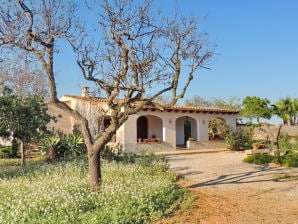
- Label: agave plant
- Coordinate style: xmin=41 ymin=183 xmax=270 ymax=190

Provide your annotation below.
xmin=62 ymin=134 xmax=85 ymax=156
xmin=40 ymin=137 xmax=60 ymax=152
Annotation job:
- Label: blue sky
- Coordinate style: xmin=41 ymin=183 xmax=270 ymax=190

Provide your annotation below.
xmin=55 ymin=0 xmax=298 ymax=106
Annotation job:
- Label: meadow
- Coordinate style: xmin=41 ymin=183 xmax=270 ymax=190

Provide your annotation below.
xmin=0 ymin=155 xmax=185 ymax=224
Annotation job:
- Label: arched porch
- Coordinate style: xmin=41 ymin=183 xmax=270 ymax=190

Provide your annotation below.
xmin=175 ymin=116 xmax=197 ymax=146
xmin=136 ymin=115 xmax=163 ymax=142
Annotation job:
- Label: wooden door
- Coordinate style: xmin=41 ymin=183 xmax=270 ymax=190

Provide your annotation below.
xmin=137 ymin=116 xmax=148 ymax=141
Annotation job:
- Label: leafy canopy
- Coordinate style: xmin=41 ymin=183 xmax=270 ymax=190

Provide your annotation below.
xmin=240 ymin=96 xmax=272 ymax=122
xmin=0 ymin=87 xmax=52 ymax=142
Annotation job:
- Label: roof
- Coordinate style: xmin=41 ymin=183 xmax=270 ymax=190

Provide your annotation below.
xmin=63 ymin=95 xmax=108 ymax=102
xmin=62 ymin=95 xmax=240 ymax=114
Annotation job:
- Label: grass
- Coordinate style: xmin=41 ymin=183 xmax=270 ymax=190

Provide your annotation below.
xmin=0 ymin=155 xmax=185 ymax=224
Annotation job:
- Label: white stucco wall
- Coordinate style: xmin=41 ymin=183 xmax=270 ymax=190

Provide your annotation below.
xmin=175 ymin=117 xmax=185 ymax=145
xmin=147 ymin=115 xmax=163 ymax=139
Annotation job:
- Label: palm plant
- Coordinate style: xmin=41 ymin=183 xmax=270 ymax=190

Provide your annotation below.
xmin=273 ymin=97 xmax=295 ymax=125
xmin=40 ymin=137 xmax=63 ymax=161
xmin=292 ymin=98 xmax=298 ymax=125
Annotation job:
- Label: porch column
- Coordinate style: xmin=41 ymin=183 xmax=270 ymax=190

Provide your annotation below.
xmin=196 ymin=118 xmax=209 ymax=141
xmin=122 ymin=115 xmax=138 ymax=151
xmin=162 ymin=117 xmax=176 ymax=147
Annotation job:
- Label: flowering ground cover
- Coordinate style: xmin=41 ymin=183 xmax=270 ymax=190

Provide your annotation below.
xmin=0 ymin=156 xmax=185 ymax=224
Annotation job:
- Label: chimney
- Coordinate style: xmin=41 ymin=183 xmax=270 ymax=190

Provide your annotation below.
xmin=82 ymin=86 xmax=89 ymax=97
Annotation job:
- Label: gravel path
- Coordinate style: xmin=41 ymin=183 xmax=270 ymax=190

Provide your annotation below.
xmin=167 ymin=152 xmax=298 ymax=224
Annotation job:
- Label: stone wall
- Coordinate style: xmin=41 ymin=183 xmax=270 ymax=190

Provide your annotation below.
xmin=240 ymin=125 xmax=298 ymax=141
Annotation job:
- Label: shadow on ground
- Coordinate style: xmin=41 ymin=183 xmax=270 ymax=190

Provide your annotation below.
xmin=187 ymin=166 xmax=298 ymax=188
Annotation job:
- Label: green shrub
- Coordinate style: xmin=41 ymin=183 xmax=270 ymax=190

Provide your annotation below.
xmin=122 ymin=152 xmax=137 ymax=164
xmin=0 ymin=146 xmax=11 ymax=158
xmin=271 ymin=155 xmax=283 ymax=164
xmin=11 ymin=139 xmax=19 ymax=157
xmin=283 ymin=152 xmax=298 ymax=167
xmin=243 ymin=154 xmax=274 ymax=165
xmin=225 ymin=128 xmax=253 ymax=150
xmin=278 ymin=134 xmax=292 ymax=152
xmin=243 ymin=152 xmax=298 ymax=167
xmin=136 ymin=152 xmax=169 ymax=173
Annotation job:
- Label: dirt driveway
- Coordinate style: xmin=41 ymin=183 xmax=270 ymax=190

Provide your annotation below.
xmin=166 ymin=152 xmax=298 ymax=224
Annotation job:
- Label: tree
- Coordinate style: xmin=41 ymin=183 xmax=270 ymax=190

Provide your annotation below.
xmin=240 ymin=96 xmax=272 ymax=123
xmin=0 ymin=0 xmax=214 ymax=191
xmin=0 ymin=88 xmax=52 ymax=166
xmin=185 ymin=96 xmax=241 ymax=109
xmin=273 ymin=97 xmax=296 ymax=125
xmin=0 ymin=52 xmax=48 ymax=97
xmin=293 ymin=98 xmax=298 ymax=125
xmin=185 ymin=96 xmax=212 ymax=107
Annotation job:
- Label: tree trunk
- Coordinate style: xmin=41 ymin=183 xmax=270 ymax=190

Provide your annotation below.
xmin=275 ymin=124 xmax=283 ymax=149
xmin=88 ymin=152 xmax=101 ymax=192
xmin=20 ymin=140 xmax=26 ymax=168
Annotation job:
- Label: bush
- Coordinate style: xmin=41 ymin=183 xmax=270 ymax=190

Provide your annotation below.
xmin=283 ymin=152 xmax=298 ymax=167
xmin=122 ymin=152 xmax=137 ymax=164
xmin=136 ymin=151 xmax=169 ymax=173
xmin=11 ymin=139 xmax=19 ymax=157
xmin=243 ymin=154 xmax=274 ymax=165
xmin=278 ymin=134 xmax=292 ymax=152
xmin=243 ymin=152 xmax=298 ymax=167
xmin=0 ymin=146 xmax=11 ymax=158
xmin=224 ymin=127 xmax=253 ymax=150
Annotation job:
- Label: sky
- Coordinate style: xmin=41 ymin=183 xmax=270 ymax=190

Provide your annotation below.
xmin=54 ymin=0 xmax=298 ymax=106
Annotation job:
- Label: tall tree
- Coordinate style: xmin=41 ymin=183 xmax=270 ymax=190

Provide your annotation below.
xmin=273 ymin=97 xmax=296 ymax=125
xmin=185 ymin=96 xmax=241 ymax=109
xmin=185 ymin=96 xmax=212 ymax=107
xmin=293 ymin=98 xmax=298 ymax=125
xmin=0 ymin=0 xmax=214 ymax=191
xmin=0 ymin=89 xmax=52 ymax=166
xmin=0 ymin=52 xmax=48 ymax=97
xmin=240 ymin=96 xmax=272 ymax=123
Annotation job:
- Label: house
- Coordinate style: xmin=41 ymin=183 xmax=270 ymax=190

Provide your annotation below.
xmin=47 ymin=88 xmax=240 ymax=152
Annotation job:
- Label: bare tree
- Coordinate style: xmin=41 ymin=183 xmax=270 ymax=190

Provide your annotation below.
xmin=0 ymin=0 xmax=214 ymax=191
xmin=0 ymin=51 xmax=48 ymax=97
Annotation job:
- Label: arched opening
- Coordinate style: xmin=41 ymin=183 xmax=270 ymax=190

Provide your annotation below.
xmin=137 ymin=116 xmax=148 ymax=141
xmin=176 ymin=116 xmax=197 ymax=146
xmin=137 ymin=115 xmax=163 ymax=142
xmin=208 ymin=117 xmax=227 ymax=140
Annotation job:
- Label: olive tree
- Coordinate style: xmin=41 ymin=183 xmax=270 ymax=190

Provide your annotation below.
xmin=0 ymin=0 xmax=214 ymax=191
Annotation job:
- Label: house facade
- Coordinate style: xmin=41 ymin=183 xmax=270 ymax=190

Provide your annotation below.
xmin=47 ymin=92 xmax=239 ymax=152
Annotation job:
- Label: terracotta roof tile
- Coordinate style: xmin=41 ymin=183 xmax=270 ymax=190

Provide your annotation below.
xmin=62 ymin=95 xmax=240 ymax=114
xmin=63 ymin=95 xmax=108 ymax=102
